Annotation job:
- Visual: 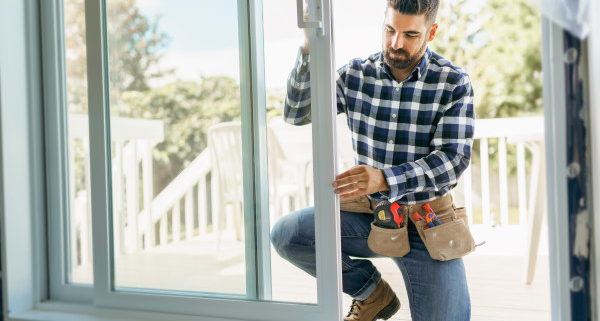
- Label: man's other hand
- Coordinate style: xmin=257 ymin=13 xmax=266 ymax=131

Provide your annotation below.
xmin=301 ymin=0 xmax=310 ymax=54
xmin=332 ymin=165 xmax=390 ymax=199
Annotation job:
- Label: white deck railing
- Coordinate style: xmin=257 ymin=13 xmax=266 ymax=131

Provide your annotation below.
xmin=69 ymin=116 xmax=545 ymax=282
xmin=464 ymin=116 xmax=545 ymax=227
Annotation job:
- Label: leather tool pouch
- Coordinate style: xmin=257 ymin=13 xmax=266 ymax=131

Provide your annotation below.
xmin=414 ymin=207 xmax=476 ymax=261
xmin=340 ymin=196 xmax=410 ymax=257
xmin=367 ymin=222 xmax=410 ymax=257
xmin=339 ymin=195 xmax=374 ymax=214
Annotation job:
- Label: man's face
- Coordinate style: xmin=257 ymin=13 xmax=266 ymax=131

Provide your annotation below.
xmin=382 ymin=7 xmax=437 ymax=70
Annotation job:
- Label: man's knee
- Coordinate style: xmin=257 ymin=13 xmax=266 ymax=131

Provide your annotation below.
xmin=270 ymin=216 xmax=296 ymax=258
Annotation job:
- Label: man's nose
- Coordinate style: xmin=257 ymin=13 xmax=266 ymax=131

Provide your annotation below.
xmin=391 ymin=34 xmax=403 ymax=49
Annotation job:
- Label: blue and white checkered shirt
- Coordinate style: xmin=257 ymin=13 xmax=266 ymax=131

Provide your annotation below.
xmin=284 ymin=47 xmax=475 ymax=205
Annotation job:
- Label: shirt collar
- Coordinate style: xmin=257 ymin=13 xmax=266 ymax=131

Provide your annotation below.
xmin=379 ymin=47 xmax=431 ymax=82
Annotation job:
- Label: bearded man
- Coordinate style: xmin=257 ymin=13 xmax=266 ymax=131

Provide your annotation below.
xmin=271 ymin=0 xmax=475 ymax=320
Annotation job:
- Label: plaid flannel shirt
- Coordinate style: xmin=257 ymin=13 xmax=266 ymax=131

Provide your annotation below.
xmin=284 ymin=47 xmax=475 ymax=204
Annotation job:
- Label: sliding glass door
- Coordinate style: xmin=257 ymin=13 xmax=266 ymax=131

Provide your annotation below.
xmin=81 ymin=0 xmax=343 ymax=319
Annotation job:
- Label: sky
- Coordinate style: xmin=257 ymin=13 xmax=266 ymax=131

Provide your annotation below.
xmin=136 ymin=0 xmax=488 ymax=89
xmin=137 ymin=0 xmax=384 ymax=89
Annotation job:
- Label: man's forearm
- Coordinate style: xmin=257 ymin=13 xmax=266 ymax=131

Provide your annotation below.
xmin=283 ymin=48 xmax=312 ymax=125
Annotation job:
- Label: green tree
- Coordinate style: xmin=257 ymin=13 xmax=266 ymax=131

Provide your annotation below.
xmin=430 ymin=0 xmax=542 ymax=175
xmin=115 ymin=78 xmax=242 ymax=193
xmin=431 ymin=0 xmax=543 ymax=119
xmin=64 ymin=0 xmax=171 ymax=113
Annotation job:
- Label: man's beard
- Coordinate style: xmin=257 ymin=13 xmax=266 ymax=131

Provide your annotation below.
xmin=383 ymin=41 xmax=427 ymax=70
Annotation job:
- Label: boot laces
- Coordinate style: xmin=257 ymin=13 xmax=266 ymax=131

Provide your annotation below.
xmin=347 ymin=299 xmax=364 ymax=318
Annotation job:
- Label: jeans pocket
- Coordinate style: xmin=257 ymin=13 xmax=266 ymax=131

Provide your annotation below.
xmin=367 ymin=222 xmax=410 ymax=257
xmin=422 ymin=219 xmax=475 ymax=261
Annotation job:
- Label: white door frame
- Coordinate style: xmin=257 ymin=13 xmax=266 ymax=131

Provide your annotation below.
xmin=84 ymin=0 xmax=344 ymax=319
xmin=586 ymin=0 xmax=600 ymax=317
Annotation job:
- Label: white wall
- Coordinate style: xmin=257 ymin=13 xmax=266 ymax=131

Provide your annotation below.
xmin=0 ymin=0 xmax=45 ymax=316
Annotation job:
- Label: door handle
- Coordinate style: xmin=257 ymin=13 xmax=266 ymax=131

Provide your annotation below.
xmin=297 ymin=0 xmax=324 ymax=36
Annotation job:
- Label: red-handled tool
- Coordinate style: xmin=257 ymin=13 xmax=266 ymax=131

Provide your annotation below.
xmin=422 ymin=203 xmax=442 ymax=226
xmin=390 ymin=202 xmax=403 ymax=228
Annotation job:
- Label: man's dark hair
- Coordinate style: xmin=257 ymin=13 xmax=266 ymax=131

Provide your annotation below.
xmin=387 ymin=0 xmax=439 ymax=26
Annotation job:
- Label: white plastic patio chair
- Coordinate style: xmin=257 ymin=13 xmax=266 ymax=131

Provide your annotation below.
xmin=207 ymin=121 xmax=304 ymax=245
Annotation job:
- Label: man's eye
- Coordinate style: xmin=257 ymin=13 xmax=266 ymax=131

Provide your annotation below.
xmin=407 ymin=34 xmax=419 ymax=38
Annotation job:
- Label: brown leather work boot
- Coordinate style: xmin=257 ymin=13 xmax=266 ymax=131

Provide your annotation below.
xmin=344 ymin=279 xmax=400 ymax=321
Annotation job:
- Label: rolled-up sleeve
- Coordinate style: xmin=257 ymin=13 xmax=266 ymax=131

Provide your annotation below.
xmin=284 ymin=48 xmax=312 ymax=125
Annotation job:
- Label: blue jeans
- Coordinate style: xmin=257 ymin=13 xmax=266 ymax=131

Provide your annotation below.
xmin=270 ymin=207 xmax=471 ymax=321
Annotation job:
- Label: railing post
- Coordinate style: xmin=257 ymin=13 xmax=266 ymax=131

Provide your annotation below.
xmin=160 ymin=211 xmax=167 ymax=246
xmin=143 ymin=142 xmax=154 ymax=248
xmin=480 ymin=138 xmax=491 ymax=226
xmin=69 ymin=137 xmax=78 ymax=268
xmin=112 ymin=140 xmax=123 ymax=255
xmin=185 ymin=189 xmax=194 ymax=239
xmin=463 ymin=165 xmax=473 ymax=224
xmin=212 ymin=169 xmax=221 ymax=239
xmin=517 ymin=143 xmax=528 ymax=227
xmin=173 ymin=200 xmax=181 ymax=242
xmin=198 ymin=177 xmax=208 ymax=236
xmin=126 ymin=140 xmax=139 ymax=252
xmin=499 ymin=137 xmax=509 ymax=226
xmin=84 ymin=137 xmax=92 ymax=264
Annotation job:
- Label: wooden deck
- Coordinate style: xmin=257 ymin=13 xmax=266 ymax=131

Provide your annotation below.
xmin=73 ymin=226 xmax=551 ymax=320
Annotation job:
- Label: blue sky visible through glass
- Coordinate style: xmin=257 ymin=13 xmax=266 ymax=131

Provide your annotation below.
xmin=138 ymin=0 xmax=239 ymax=52
xmin=137 ymin=0 xmax=488 ymax=89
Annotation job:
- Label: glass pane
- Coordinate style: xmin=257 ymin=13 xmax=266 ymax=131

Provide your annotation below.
xmin=105 ymin=0 xmax=246 ymax=295
xmin=263 ymin=0 xmax=318 ymax=304
xmin=64 ymin=0 xmax=93 ymax=284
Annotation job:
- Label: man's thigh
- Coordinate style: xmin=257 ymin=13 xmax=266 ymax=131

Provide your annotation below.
xmin=340 ymin=211 xmax=381 ymax=259
xmin=392 ymin=226 xmax=471 ymax=321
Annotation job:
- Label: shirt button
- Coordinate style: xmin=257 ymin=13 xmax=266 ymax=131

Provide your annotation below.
xmin=388 ymin=140 xmax=394 ymax=144
xmin=302 ymin=62 xmax=307 ymax=66
xmin=395 ymin=87 xmax=400 ymax=92
xmin=392 ymin=114 xmax=397 ymax=118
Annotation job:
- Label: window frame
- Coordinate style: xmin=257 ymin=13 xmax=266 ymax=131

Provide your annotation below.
xmin=82 ymin=0 xmax=342 ymax=319
xmin=587 ymin=0 xmax=600 ymax=315
xmin=540 ymin=16 xmax=572 ymax=320
xmin=41 ymin=0 xmax=94 ymax=304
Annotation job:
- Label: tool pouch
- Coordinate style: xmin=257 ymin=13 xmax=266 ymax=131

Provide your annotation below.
xmin=414 ymin=207 xmax=475 ymax=261
xmin=367 ymin=222 xmax=410 ymax=257
xmin=339 ymin=195 xmax=374 ymax=214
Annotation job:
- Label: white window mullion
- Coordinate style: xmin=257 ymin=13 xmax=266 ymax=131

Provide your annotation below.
xmin=307 ymin=0 xmax=343 ymax=317
xmin=238 ymin=0 xmax=274 ymax=301
xmin=237 ymin=0 xmax=260 ymax=300
xmin=41 ymin=0 xmax=93 ymax=303
xmin=84 ymin=0 xmax=113 ymax=304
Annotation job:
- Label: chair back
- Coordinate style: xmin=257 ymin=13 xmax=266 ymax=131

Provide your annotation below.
xmin=207 ymin=122 xmax=244 ymax=202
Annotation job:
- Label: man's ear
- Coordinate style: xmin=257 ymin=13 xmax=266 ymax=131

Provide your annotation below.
xmin=428 ymin=23 xmax=438 ymax=41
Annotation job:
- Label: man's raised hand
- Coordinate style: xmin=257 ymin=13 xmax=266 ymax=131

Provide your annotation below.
xmin=332 ymin=165 xmax=390 ymax=199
